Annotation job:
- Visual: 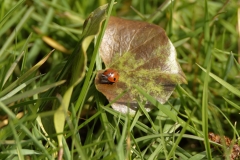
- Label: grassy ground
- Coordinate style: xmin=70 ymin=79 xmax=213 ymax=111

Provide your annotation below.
xmin=0 ymin=0 xmax=239 ymax=160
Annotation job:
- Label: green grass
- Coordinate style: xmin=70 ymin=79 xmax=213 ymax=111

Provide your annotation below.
xmin=0 ymin=0 xmax=239 ymax=160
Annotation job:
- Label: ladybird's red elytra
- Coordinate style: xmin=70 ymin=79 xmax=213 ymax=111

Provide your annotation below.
xmin=100 ymin=69 xmax=119 ymax=84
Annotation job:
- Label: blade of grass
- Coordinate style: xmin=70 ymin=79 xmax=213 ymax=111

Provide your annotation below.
xmin=130 ymin=109 xmax=141 ymax=131
xmin=202 ymin=0 xmax=211 ymax=70
xmin=74 ymin=1 xmax=115 ymax=113
xmin=0 ymin=74 xmax=44 ymax=101
xmin=72 ymin=2 xmax=116 ymax=157
xmin=0 ymin=0 xmax=25 ymax=26
xmin=133 ymin=84 xmax=199 ymax=134
xmin=223 ymin=52 xmax=234 ymax=80
xmin=0 ymin=101 xmax=52 ymax=159
xmin=168 ymin=108 xmax=196 ymax=159
xmin=148 ymin=0 xmax=174 ymax=23
xmin=0 ymin=6 xmax=34 ymax=59
xmin=53 ymin=4 xmax=113 ymax=160
xmin=197 ymin=64 xmax=240 ymax=97
xmin=116 ymin=115 xmax=128 ymax=160
xmin=188 ymin=151 xmax=207 ymax=160
xmin=0 ymin=4 xmax=26 ymax=38
xmin=176 ymin=85 xmax=201 ymax=108
xmin=130 ymin=6 xmax=147 ymax=20
xmin=223 ymin=97 xmax=240 ymax=110
xmin=137 ymin=100 xmax=157 ymax=131
xmin=201 ymin=1 xmax=213 ymax=159
xmin=0 ymin=49 xmax=54 ymax=97
xmin=27 ymin=0 xmax=57 ymax=64
xmin=8 ymin=119 xmax=24 ymax=160
xmin=148 ymin=141 xmax=166 ymax=160
xmin=20 ymin=33 xmax=33 ymax=73
xmin=0 ymin=149 xmax=41 ymax=155
xmin=2 ymin=51 xmax=25 ymax=87
xmin=96 ymin=93 xmax=116 ymax=154
xmin=2 ymin=80 xmax=65 ymax=105
xmin=210 ymin=102 xmax=239 ymax=138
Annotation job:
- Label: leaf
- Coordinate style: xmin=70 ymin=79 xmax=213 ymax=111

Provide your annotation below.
xmin=54 ymin=4 xmax=108 ymax=148
xmin=95 ymin=17 xmax=187 ymax=113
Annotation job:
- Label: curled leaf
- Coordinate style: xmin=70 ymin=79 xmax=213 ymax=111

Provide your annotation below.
xmin=95 ymin=17 xmax=187 ymax=114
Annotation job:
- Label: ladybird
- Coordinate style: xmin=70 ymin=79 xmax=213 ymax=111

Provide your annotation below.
xmin=100 ymin=69 xmax=119 ymax=84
